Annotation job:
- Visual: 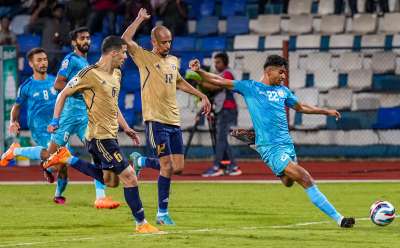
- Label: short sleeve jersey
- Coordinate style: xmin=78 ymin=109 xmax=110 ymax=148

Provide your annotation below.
xmin=66 ymin=65 xmax=122 ymax=140
xmin=128 ymin=44 xmax=183 ymax=126
xmin=232 ymin=80 xmax=299 ymax=146
xmin=57 ymin=52 xmax=89 ymax=116
xmin=16 ymin=74 xmax=57 ymax=129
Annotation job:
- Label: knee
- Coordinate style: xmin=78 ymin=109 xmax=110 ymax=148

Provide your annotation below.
xmin=105 ymin=181 xmax=119 ymax=188
xmin=41 ymin=150 xmax=50 ymax=160
xmin=283 ymin=180 xmax=294 ymax=187
xmin=173 ymin=167 xmax=183 ymax=175
xmin=161 ymin=161 xmax=174 ymax=174
xmin=300 ymin=175 xmax=314 ymax=188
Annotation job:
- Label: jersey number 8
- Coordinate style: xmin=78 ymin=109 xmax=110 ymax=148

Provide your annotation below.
xmin=43 ymin=90 xmax=49 ymax=100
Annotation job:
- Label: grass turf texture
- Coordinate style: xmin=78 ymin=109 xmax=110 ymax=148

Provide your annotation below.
xmin=0 ymin=182 xmax=398 ymax=248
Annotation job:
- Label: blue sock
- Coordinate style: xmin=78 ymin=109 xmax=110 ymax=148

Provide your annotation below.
xmin=55 ymin=178 xmax=68 ymax=197
xmin=13 ymin=146 xmax=44 ymax=160
xmin=94 ymin=179 xmax=106 ymax=199
xmin=305 ymin=185 xmax=342 ymax=223
xmin=124 ymin=187 xmax=145 ymax=224
xmin=67 ymin=157 xmax=104 ymax=184
xmin=158 ymin=175 xmax=171 ymax=216
xmin=142 ymin=157 xmax=161 ymax=170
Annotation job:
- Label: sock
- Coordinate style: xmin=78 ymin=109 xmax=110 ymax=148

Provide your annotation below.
xmin=143 ymin=157 xmax=161 ymax=170
xmin=68 ymin=157 xmax=104 ymax=184
xmin=94 ymin=179 xmax=106 ymax=199
xmin=13 ymin=146 xmax=44 ymax=160
xmin=124 ymin=187 xmax=145 ymax=224
xmin=54 ymin=178 xmax=68 ymax=197
xmin=157 ymin=175 xmax=171 ymax=216
xmin=305 ymin=185 xmax=342 ymax=223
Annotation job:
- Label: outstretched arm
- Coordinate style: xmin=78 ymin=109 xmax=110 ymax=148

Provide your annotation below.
xmin=293 ymin=103 xmax=341 ymax=120
xmin=189 ymin=59 xmax=234 ymax=90
xmin=121 ymin=8 xmax=151 ymax=51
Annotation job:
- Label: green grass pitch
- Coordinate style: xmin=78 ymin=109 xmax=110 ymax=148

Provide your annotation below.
xmin=0 ymin=182 xmax=398 ymax=248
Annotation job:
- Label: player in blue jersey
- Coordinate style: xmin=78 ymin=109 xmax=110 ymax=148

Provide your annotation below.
xmin=0 ymin=48 xmax=68 ymax=204
xmin=189 ymin=55 xmax=355 ymax=228
xmin=49 ymin=27 xmax=120 ymax=209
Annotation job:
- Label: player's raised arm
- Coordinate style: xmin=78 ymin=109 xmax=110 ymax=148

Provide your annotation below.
xmin=121 ymin=8 xmax=151 ymax=51
xmin=189 ymin=59 xmax=234 ymax=90
xmin=293 ymin=103 xmax=341 ymax=121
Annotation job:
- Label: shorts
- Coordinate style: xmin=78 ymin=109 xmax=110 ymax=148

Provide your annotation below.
xmin=145 ymin=121 xmax=183 ymax=158
xmin=86 ymin=138 xmax=129 ymax=175
xmin=31 ymin=130 xmax=51 ymax=147
xmin=256 ymin=143 xmax=297 ymax=177
xmin=51 ymin=113 xmax=88 ymax=146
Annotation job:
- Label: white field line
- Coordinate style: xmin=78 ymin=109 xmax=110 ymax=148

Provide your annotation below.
xmin=0 ymin=216 xmax=398 ymax=248
xmin=1 ymin=179 xmax=400 ymax=185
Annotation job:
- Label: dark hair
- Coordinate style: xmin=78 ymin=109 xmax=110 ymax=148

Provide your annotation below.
xmin=27 ymin=47 xmax=47 ymax=61
xmin=69 ymin=26 xmax=89 ymax=41
xmin=263 ymin=55 xmax=288 ymax=70
xmin=101 ymin=35 xmax=126 ymax=54
xmin=214 ymin=52 xmax=229 ymax=66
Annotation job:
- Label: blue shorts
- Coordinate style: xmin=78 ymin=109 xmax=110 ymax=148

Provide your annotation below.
xmin=256 ymin=143 xmax=297 ymax=177
xmin=145 ymin=121 xmax=183 ymax=158
xmin=86 ymin=139 xmax=129 ymax=175
xmin=31 ymin=129 xmax=51 ymax=147
xmin=51 ymin=113 xmax=87 ymax=146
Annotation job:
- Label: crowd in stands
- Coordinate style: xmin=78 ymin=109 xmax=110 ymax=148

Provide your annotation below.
xmin=1 ymin=0 xmax=400 ymax=132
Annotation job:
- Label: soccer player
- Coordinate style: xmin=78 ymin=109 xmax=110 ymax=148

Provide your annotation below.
xmin=0 ymin=48 xmax=68 ymax=204
xmin=44 ymin=35 xmax=159 ymax=233
xmin=189 ymin=55 xmax=355 ymax=228
xmin=121 ymin=8 xmax=211 ymax=225
xmin=50 ymin=27 xmax=119 ymax=209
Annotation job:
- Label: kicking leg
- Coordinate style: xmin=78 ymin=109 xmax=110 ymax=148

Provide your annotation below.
xmin=283 ymin=162 xmax=355 ymax=228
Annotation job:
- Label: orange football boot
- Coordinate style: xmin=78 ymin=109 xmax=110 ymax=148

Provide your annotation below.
xmin=0 ymin=142 xmax=20 ymax=167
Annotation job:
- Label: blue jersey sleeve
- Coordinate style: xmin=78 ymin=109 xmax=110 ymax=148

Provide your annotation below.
xmin=232 ymin=80 xmax=252 ymax=95
xmin=285 ymin=88 xmax=299 ymax=108
xmin=15 ymin=82 xmax=29 ymax=105
xmin=57 ymin=56 xmax=73 ymax=78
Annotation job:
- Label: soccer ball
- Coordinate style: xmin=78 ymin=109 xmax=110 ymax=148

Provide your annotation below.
xmin=369 ymin=200 xmax=396 ymax=226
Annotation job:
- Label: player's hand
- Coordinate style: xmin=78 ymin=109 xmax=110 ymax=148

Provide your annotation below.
xmin=327 ymin=109 xmax=341 ymax=121
xmin=9 ymin=121 xmax=20 ymax=134
xmin=189 ymin=59 xmax=201 ymax=72
xmin=201 ymin=96 xmax=211 ymax=116
xmin=137 ymin=8 xmax=151 ymax=21
xmin=124 ymin=127 xmax=140 ymax=145
xmin=47 ymin=118 xmax=59 ymax=133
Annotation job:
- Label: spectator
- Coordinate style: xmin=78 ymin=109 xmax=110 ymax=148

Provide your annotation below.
xmin=335 ymin=0 xmax=358 ymax=16
xmin=157 ymin=0 xmax=188 ymax=36
xmin=29 ymin=3 xmax=70 ymax=74
xmin=65 ymin=0 xmax=90 ymax=29
xmin=0 ymin=16 xmax=17 ymax=46
xmin=365 ymin=0 xmax=389 ymax=13
xmin=124 ymin=0 xmax=153 ymax=36
xmin=87 ymin=0 xmax=118 ymax=35
xmin=200 ymin=53 xmax=241 ymax=177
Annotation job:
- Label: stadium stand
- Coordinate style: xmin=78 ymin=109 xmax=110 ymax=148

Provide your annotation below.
xmin=6 ymin=0 xmax=400 ymax=157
